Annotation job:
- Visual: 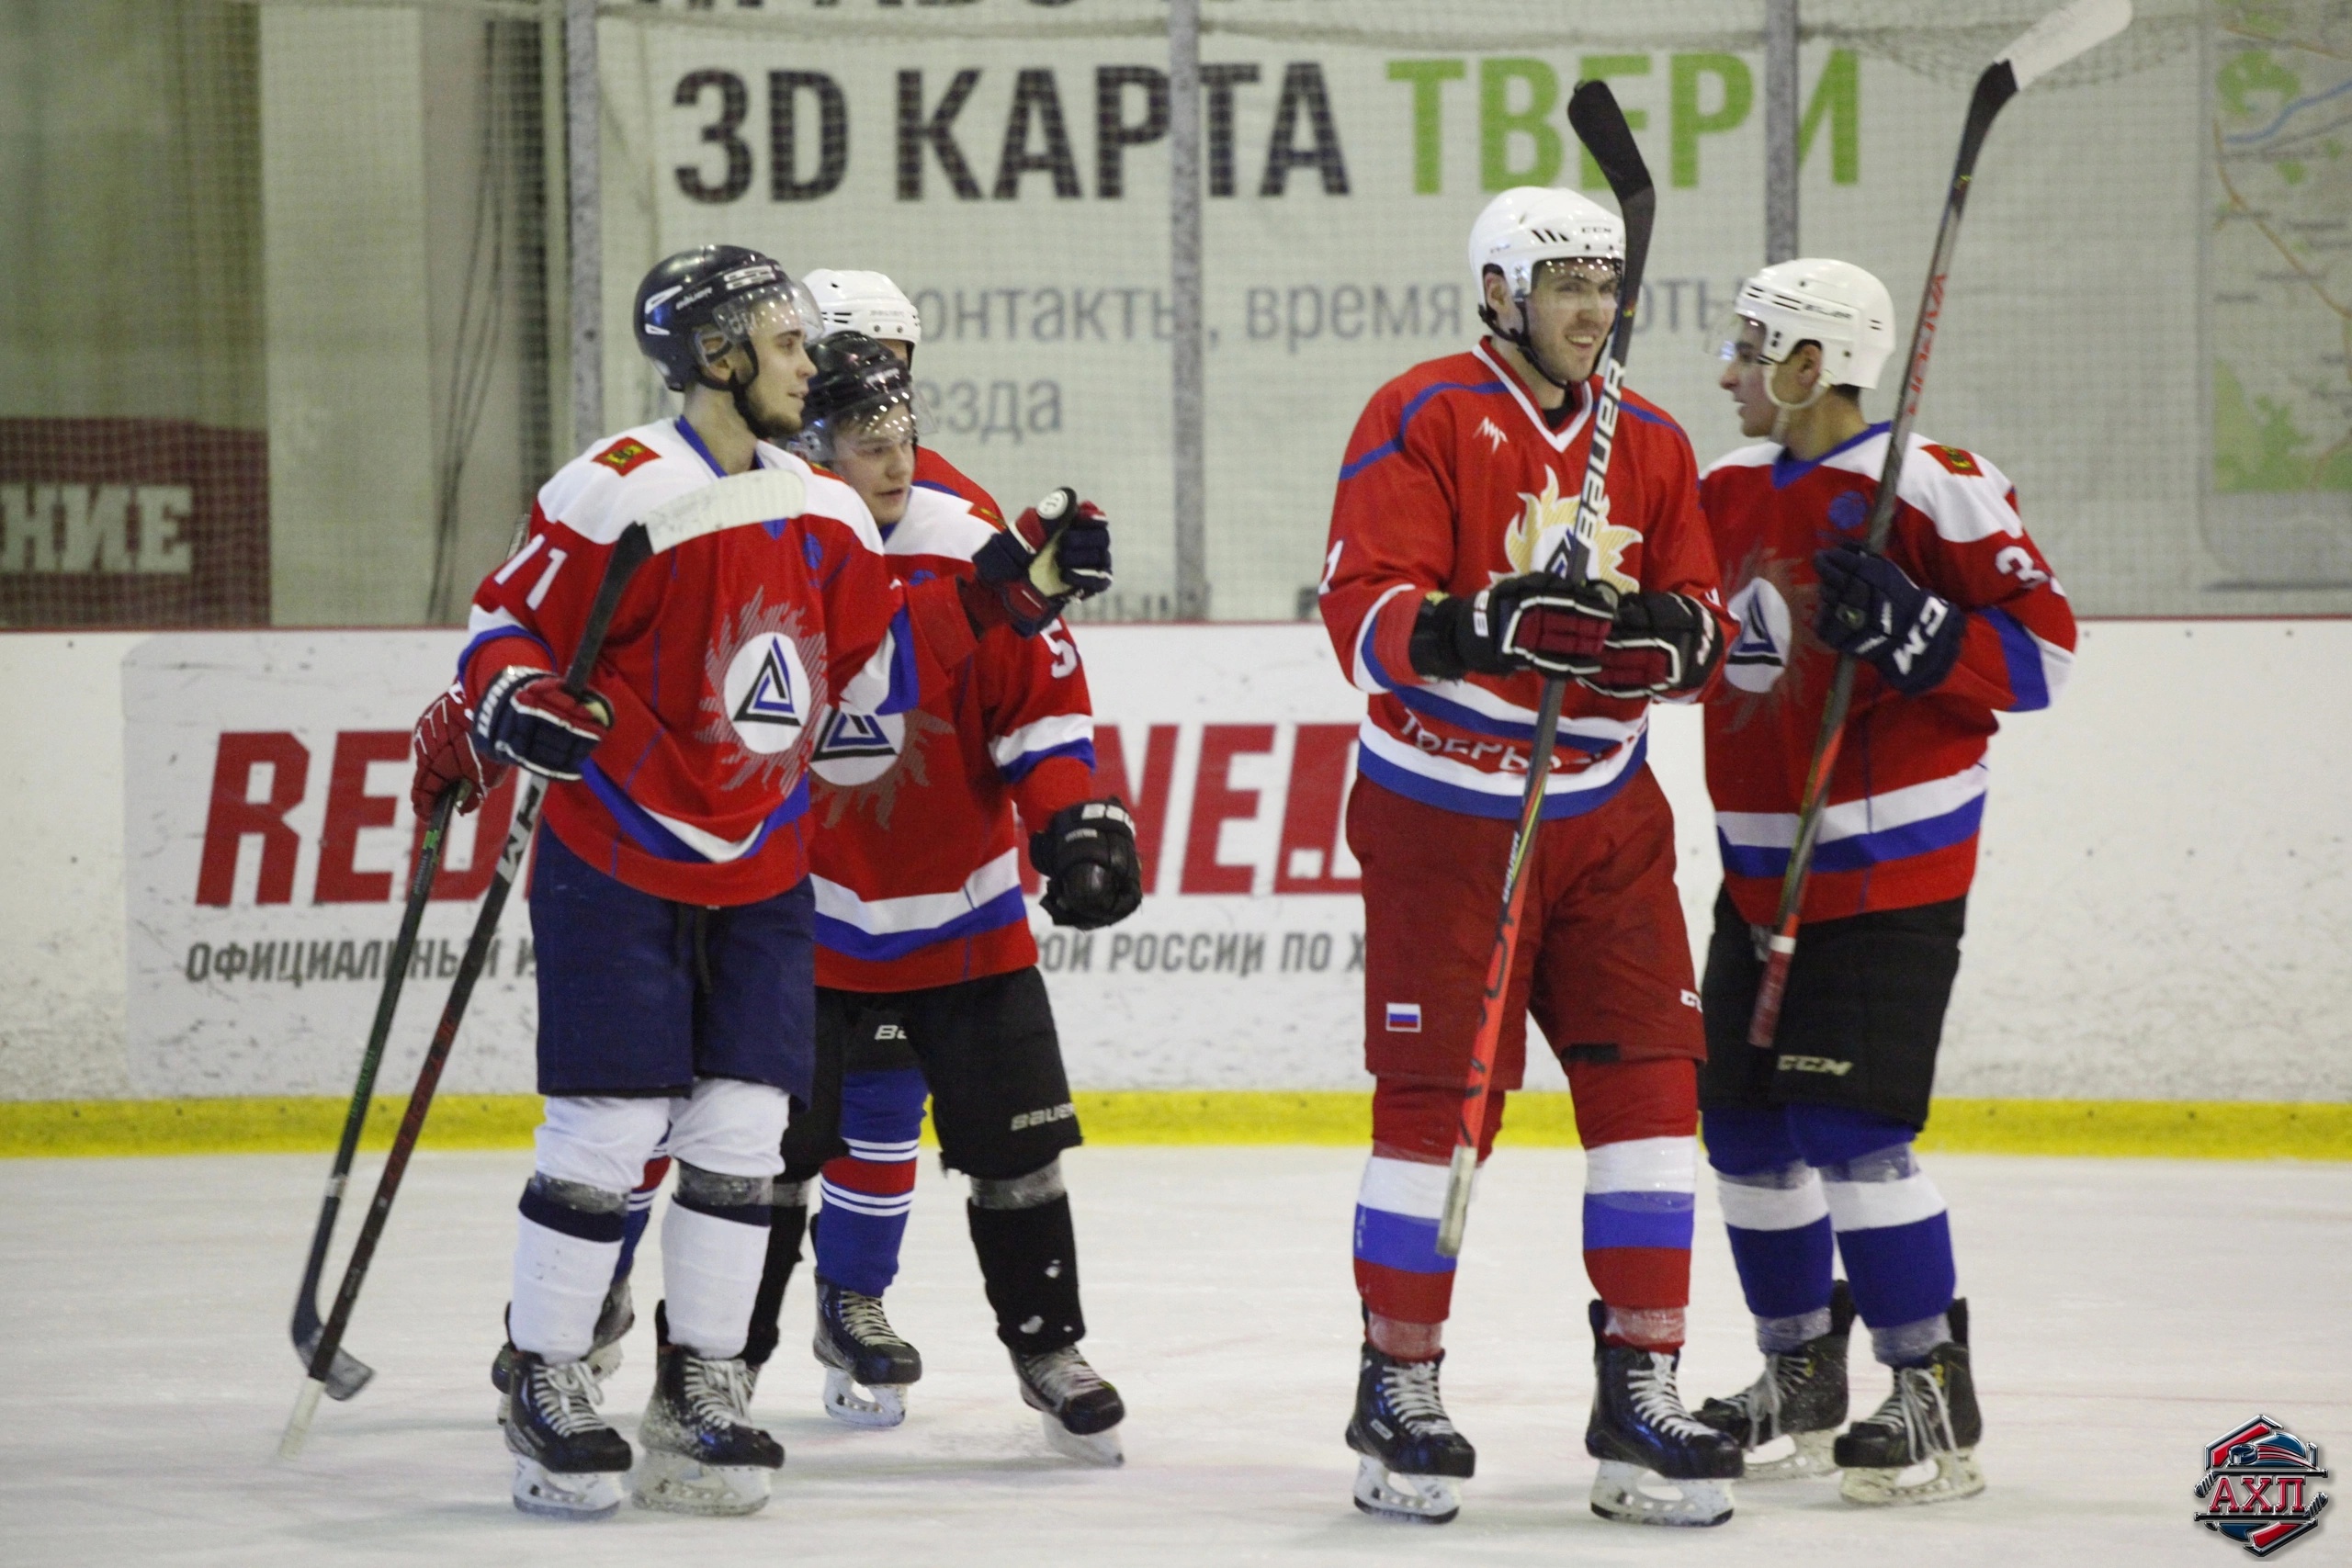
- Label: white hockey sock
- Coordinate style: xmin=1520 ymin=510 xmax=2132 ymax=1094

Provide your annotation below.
xmin=511 ymin=1210 xmax=625 ymax=1361
xmin=662 ymin=1190 xmax=770 ymax=1359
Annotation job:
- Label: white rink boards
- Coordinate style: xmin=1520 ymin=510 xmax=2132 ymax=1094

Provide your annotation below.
xmin=3 ymin=1146 xmax=2346 ymax=1566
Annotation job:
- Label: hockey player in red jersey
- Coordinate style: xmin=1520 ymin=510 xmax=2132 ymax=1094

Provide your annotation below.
xmin=1689 ymin=259 xmax=2075 ymax=1506
xmin=411 ymin=244 xmax=1102 ymax=1520
xmin=732 ymin=327 xmax=1141 ymax=1462
xmin=1319 ymin=186 xmax=1738 ymax=1528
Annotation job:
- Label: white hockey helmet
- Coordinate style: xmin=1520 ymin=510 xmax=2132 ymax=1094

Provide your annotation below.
xmin=802 ymin=268 xmax=922 ymax=348
xmin=1726 ymin=258 xmax=1897 ymax=389
xmin=1467 ymin=186 xmax=1625 ymax=310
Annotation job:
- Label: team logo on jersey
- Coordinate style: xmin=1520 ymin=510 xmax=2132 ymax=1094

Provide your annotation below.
xmin=2194 ymin=1416 xmax=2330 ymax=1557
xmin=723 ymin=635 xmax=811 ymax=752
xmin=1923 ymin=444 xmax=1982 ymax=478
xmin=809 ymin=709 xmax=906 ymax=786
xmin=1724 ymin=577 xmax=1792 ymax=694
xmin=1828 ymin=489 xmax=1870 ymax=532
xmin=594 ymin=437 xmax=660 ymax=477
xmin=1498 ymin=469 xmax=1639 ymax=593
xmin=1476 ymin=416 xmax=1510 ymax=454
xmin=814 ymin=705 xmax=956 ymax=830
xmin=699 ymin=592 xmax=829 ymax=798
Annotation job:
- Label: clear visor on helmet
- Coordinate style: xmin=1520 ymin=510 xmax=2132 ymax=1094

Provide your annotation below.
xmin=1527 ymin=255 xmax=1622 ymax=302
xmin=794 ymin=394 xmax=919 ymax=466
xmin=1714 ymin=314 xmax=1772 ymax=367
xmin=695 ymin=276 xmax=820 ymax=376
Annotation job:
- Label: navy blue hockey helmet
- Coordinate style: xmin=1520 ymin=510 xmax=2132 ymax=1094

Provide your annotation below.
xmin=633 ymin=245 xmax=820 ymax=394
xmin=794 ymin=332 xmax=919 ymax=464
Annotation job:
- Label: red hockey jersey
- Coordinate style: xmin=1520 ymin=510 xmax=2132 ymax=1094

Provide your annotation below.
xmin=459 ymin=416 xmax=976 ymax=907
xmin=1699 ymin=424 xmax=2076 ymax=923
xmin=1321 ymin=341 xmax=1731 ymax=819
xmin=808 ymin=447 xmax=1094 ymax=992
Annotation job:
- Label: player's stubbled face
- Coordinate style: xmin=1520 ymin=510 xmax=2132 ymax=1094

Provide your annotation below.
xmin=832 ymin=425 xmax=917 ymax=526
xmin=744 ymin=327 xmax=817 ymax=435
xmin=1525 ymin=260 xmax=1619 ymax=384
xmin=1720 ymin=320 xmax=1779 ymax=438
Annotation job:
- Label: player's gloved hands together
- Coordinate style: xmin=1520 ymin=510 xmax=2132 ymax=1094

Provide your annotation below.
xmin=1030 ymin=797 xmax=1144 ymax=930
xmin=410 ymin=682 xmax=507 ymax=817
xmin=1409 ymin=574 xmax=1617 ymax=681
xmin=473 ymin=665 xmax=615 ymax=781
xmin=1813 ymin=544 xmax=1963 ymax=696
xmin=1579 ymin=592 xmax=1725 ymax=699
xmin=971 ymin=488 xmax=1112 ymax=637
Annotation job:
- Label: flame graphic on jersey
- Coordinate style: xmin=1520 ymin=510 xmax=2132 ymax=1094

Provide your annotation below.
xmin=815 ymin=706 xmax=956 ymax=831
xmin=1717 ymin=543 xmax=1817 ymax=736
xmin=697 ymin=587 xmax=831 ymax=795
xmin=1498 ymin=469 xmax=1640 ymax=593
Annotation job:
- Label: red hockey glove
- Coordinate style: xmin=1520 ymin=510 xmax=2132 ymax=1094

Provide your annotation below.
xmin=971 ymin=487 xmax=1109 ymax=636
xmin=1580 ymin=592 xmax=1725 ymax=699
xmin=1408 ymin=575 xmax=1617 ymax=681
xmin=410 ymin=681 xmax=506 ymax=817
xmin=473 ymin=667 xmax=614 ymax=781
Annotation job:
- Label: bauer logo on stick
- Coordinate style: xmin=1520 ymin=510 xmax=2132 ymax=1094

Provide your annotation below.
xmin=2194 ymin=1416 xmax=2331 ymax=1558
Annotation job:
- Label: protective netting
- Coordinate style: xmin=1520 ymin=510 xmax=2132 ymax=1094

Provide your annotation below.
xmin=3 ymin=0 xmax=2346 ymax=626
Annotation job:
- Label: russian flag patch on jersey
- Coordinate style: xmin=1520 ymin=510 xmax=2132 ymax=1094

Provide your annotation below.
xmin=594 ymin=437 xmax=660 ymax=476
xmin=1924 ymin=444 xmax=1981 ymax=477
xmin=1385 ymin=1002 xmax=1421 ymax=1033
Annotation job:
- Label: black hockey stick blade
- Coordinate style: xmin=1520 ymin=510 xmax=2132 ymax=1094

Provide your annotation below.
xmin=1566 ymin=79 xmax=1654 ymax=209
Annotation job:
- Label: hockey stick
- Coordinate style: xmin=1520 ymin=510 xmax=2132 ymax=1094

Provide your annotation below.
xmin=279 ymin=466 xmax=807 ymax=1458
xmin=288 ymin=785 xmax=464 ymax=1402
xmin=1434 ymin=81 xmax=1655 ymax=1259
xmin=1746 ymin=0 xmax=2131 ymax=1049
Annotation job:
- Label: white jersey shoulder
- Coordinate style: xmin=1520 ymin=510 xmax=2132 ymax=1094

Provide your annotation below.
xmin=794 ymin=458 xmax=888 ymax=555
xmin=1700 ymin=440 xmax=1780 ymax=479
xmin=885 ymin=482 xmax=998 ymax=563
xmin=1805 ymin=430 xmax=2021 ymax=546
xmin=535 ymin=420 xmax=729 ymax=547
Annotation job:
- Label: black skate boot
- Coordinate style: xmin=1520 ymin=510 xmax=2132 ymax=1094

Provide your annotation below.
xmin=1585 ymin=1301 xmax=1742 ymax=1527
xmin=1835 ymin=1297 xmax=1984 ymax=1506
xmin=1696 ymin=1279 xmax=1855 ymax=1481
xmin=1346 ymin=1344 xmax=1476 ymax=1525
xmin=632 ymin=1339 xmax=785 ymax=1516
xmin=503 ymin=1350 xmax=632 ymax=1519
xmin=493 ymin=1280 xmax=635 ymax=1419
xmin=1012 ymin=1344 xmax=1125 ymax=1466
xmin=813 ymin=1276 xmax=922 ymax=1429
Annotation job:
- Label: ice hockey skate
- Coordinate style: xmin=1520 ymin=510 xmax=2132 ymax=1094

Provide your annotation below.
xmin=502 ymin=1350 xmax=631 ymax=1520
xmin=1345 ymin=1344 xmax=1476 ymax=1525
xmin=813 ymin=1276 xmax=922 ymax=1428
xmin=1696 ymin=1280 xmax=1854 ymax=1480
xmin=1585 ymin=1302 xmax=1742 ymax=1527
xmin=493 ymin=1279 xmax=634 ymax=1422
xmin=1013 ymin=1344 xmax=1125 ymax=1465
xmin=631 ymin=1340 xmax=785 ymax=1515
xmin=1837 ymin=1298 xmax=1984 ymax=1506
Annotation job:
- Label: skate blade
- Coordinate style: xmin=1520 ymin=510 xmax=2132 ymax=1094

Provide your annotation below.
xmin=1839 ymin=1448 xmax=1984 ymax=1506
xmin=1040 ymin=1411 xmax=1124 ymax=1467
xmin=1351 ymin=1453 xmax=1460 ymax=1525
xmin=1590 ymin=1460 xmax=1735 ymax=1528
xmin=630 ymin=1449 xmax=774 ymax=1516
xmin=1743 ymin=1428 xmax=1839 ymax=1482
xmin=511 ymin=1457 xmax=623 ymax=1520
xmin=821 ymin=1366 xmax=909 ymax=1429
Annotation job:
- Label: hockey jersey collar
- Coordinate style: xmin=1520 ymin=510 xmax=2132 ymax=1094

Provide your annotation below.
xmin=1770 ymin=421 xmax=1890 ymax=490
xmin=1474 ymin=339 xmax=1593 ymax=454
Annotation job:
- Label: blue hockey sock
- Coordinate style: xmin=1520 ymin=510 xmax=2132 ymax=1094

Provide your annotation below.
xmin=1704 ymin=1105 xmax=1834 ymax=1349
xmin=811 ymin=1065 xmax=926 ymax=1297
xmin=1788 ymin=1106 xmax=1956 ymax=1367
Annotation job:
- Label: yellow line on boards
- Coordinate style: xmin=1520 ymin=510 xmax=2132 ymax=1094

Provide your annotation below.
xmin=0 ymin=1092 xmax=2346 ymax=1161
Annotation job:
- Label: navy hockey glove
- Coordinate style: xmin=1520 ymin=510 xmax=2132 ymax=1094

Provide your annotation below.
xmin=1813 ymin=544 xmax=1963 ymax=696
xmin=1031 ymin=797 xmax=1143 ymax=930
xmin=1408 ymin=574 xmax=1617 ymax=681
xmin=473 ymin=666 xmax=614 ymax=781
xmin=410 ymin=681 xmax=506 ymax=817
xmin=972 ymin=488 xmax=1109 ymax=637
xmin=1581 ymin=592 xmax=1724 ymax=700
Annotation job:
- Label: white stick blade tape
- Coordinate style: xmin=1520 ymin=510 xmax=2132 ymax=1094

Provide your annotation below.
xmin=2002 ymin=0 xmax=2132 ymax=91
xmin=639 ymin=468 xmax=808 ymax=555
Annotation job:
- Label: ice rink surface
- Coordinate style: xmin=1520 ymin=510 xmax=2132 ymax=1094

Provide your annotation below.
xmin=5 ymin=1145 xmax=2346 ymax=1567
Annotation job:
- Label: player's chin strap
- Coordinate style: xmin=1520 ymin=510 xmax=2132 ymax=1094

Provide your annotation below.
xmin=700 ymin=349 xmax=797 ymax=445
xmin=1762 ymin=351 xmax=1833 ymax=446
xmin=1482 ymin=302 xmax=1582 ymax=398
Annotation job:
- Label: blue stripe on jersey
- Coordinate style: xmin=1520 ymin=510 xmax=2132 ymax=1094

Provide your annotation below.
xmin=1984 ymin=606 xmax=2050 ymax=712
xmin=1393 ymin=685 xmax=1619 ymax=753
xmin=1581 ymin=1190 xmax=1696 ymax=1253
xmin=999 ymin=738 xmax=1096 ymax=784
xmin=581 ymin=762 xmax=808 ymax=864
xmin=456 ymin=624 xmax=556 ymax=689
xmin=1357 ymin=613 xmax=1404 ymax=692
xmin=1337 ymin=378 xmax=1508 ymax=481
xmin=1352 ymin=1205 xmax=1454 ymax=1276
xmin=874 ymin=604 xmax=921 ymax=716
xmin=1356 ymin=731 xmax=1645 ymax=822
xmin=814 ymin=885 xmax=1029 ymax=964
xmin=1771 ymin=422 xmax=1890 ymax=490
xmin=673 ymin=415 xmax=727 ymax=477
xmin=1717 ymin=788 xmax=1985 ymax=880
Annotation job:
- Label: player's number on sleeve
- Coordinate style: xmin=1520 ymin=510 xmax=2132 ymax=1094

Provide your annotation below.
xmin=1040 ymin=625 xmax=1079 ymax=679
xmin=526 ymin=547 xmax=569 ymax=610
xmin=1994 ymin=545 xmax=2050 ymax=590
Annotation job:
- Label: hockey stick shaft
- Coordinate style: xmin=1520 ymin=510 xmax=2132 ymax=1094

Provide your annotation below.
xmin=289 ymin=784 xmax=462 ymax=1401
xmin=1436 ymin=80 xmax=1654 ymax=1258
xmin=1747 ymin=0 xmax=2129 ymax=1048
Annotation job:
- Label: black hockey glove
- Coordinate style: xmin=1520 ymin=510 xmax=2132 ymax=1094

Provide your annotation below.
xmin=1030 ymin=797 xmax=1143 ymax=930
xmin=1813 ymin=544 xmax=1964 ymax=696
xmin=1406 ymin=574 xmax=1618 ymax=682
xmin=473 ymin=666 xmax=613 ymax=781
xmin=1580 ymin=592 xmax=1724 ymax=700
xmin=972 ymin=488 xmax=1111 ymax=637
